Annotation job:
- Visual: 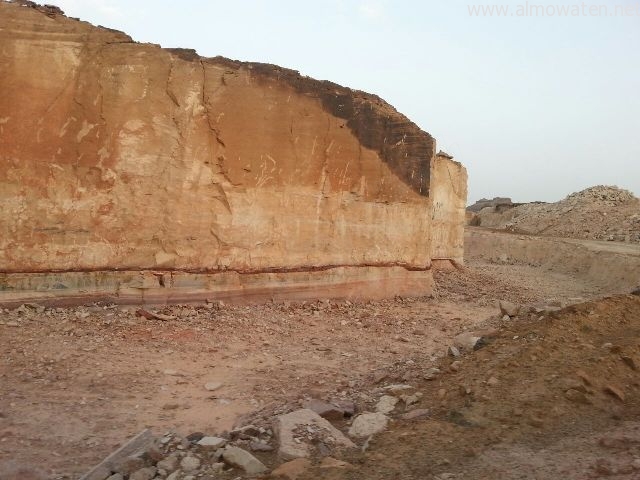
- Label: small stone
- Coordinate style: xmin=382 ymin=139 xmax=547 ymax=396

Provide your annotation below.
xmin=487 ymin=376 xmax=499 ymax=386
xmin=197 ymin=436 xmax=226 ymax=449
xmin=348 ymin=412 xmax=389 ymax=438
xmin=270 ymin=458 xmax=311 ymax=479
xmin=222 ymin=446 xmax=268 ymax=475
xmin=453 ymin=332 xmax=483 ymax=351
xmin=401 ymin=392 xmax=422 ymax=406
xmin=499 ymin=300 xmax=521 ymax=317
xmin=204 ymin=381 xmax=223 ymax=391
xmin=106 ymin=475 xmax=124 ymax=480
xmin=249 ymin=440 xmax=273 ymax=452
xmin=166 ymin=472 xmax=181 ymax=480
xmin=449 ymin=361 xmax=461 ymax=372
xmin=565 ymin=389 xmax=590 ymax=404
xmin=157 ymin=454 xmax=179 ymax=472
xmin=448 ymin=345 xmax=461 ymax=357
xmin=163 ymin=369 xmax=181 ymax=376
xmin=604 ymin=385 xmax=625 ymax=402
xmin=375 ymin=395 xmax=398 ymax=414
xmin=180 ymin=456 xmax=201 ymax=472
xmin=400 ymin=408 xmax=430 ymax=420
xmin=129 ymin=467 xmax=157 ymax=480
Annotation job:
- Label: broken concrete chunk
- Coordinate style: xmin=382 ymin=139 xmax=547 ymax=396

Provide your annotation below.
xmin=375 ymin=395 xmax=399 ymax=414
xmin=273 ymin=408 xmax=356 ymax=460
xmin=348 ymin=412 xmax=389 ymax=439
xmin=499 ymin=300 xmax=521 ymax=317
xmin=222 ymin=445 xmax=268 ymax=475
xmin=196 ymin=436 xmax=226 ymax=449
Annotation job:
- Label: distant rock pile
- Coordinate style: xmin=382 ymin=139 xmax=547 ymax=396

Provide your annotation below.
xmin=469 ymin=186 xmax=640 ymax=243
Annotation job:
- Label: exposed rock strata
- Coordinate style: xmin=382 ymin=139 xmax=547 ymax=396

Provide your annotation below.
xmin=0 ymin=1 xmax=467 ymax=304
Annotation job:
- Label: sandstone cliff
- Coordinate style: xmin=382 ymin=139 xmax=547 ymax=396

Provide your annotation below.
xmin=0 ymin=1 xmax=467 ymax=304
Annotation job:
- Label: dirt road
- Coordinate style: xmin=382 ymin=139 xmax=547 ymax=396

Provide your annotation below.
xmin=1 ymin=228 xmax=638 ymax=479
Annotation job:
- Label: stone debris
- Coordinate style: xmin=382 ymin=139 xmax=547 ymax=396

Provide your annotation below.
xmin=453 ymin=331 xmax=485 ymax=351
xmin=204 ymin=381 xmax=223 ymax=392
xmin=348 ymin=412 xmax=389 ymax=438
xmin=195 ymin=436 xmax=226 ymax=449
xmin=375 ymin=395 xmax=399 ymax=414
xmin=499 ymin=300 xmax=521 ymax=317
xmin=469 ymin=185 xmax=640 ymax=243
xmin=221 ymin=445 xmax=268 ymax=475
xmin=273 ymin=409 xmax=356 ymax=460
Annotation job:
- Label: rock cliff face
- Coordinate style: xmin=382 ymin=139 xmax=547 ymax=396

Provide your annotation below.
xmin=0 ymin=1 xmax=467 ymax=305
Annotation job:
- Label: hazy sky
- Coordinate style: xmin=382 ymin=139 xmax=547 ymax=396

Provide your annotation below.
xmin=53 ymin=0 xmax=640 ymax=203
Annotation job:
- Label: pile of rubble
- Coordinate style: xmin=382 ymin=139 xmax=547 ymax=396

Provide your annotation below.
xmin=81 ymin=384 xmax=431 ymax=480
xmin=469 ymin=185 xmax=640 ymax=243
xmin=77 ymin=294 xmax=581 ymax=480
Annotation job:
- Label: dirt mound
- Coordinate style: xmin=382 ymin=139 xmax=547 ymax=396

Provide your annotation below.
xmin=471 ymin=185 xmax=640 ymax=243
xmin=303 ymin=294 xmax=640 ymax=480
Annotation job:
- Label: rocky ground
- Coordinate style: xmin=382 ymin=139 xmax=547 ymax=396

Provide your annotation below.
xmin=469 ymin=185 xmax=640 ymax=243
xmin=1 ymin=230 xmax=639 ymax=480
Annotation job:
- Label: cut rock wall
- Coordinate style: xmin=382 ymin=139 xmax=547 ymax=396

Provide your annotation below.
xmin=0 ymin=2 xmax=465 ymax=304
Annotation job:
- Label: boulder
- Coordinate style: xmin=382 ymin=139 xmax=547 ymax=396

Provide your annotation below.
xmin=222 ymin=446 xmax=268 ymax=476
xmin=273 ymin=409 xmax=356 ymax=460
xmin=348 ymin=413 xmax=389 ymax=438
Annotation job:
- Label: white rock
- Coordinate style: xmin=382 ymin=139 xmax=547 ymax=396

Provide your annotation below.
xmin=499 ymin=300 xmax=521 ymax=317
xmin=197 ymin=436 xmax=226 ymax=449
xmin=180 ymin=456 xmax=200 ymax=472
xmin=348 ymin=412 xmax=389 ymax=438
xmin=204 ymin=381 xmax=223 ymax=391
xmin=453 ymin=332 xmax=482 ymax=351
xmin=375 ymin=395 xmax=398 ymax=414
xmin=273 ymin=408 xmax=356 ymax=460
xmin=222 ymin=446 xmax=268 ymax=475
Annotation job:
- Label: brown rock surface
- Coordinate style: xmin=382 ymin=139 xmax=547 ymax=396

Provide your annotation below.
xmin=0 ymin=1 xmax=466 ymax=304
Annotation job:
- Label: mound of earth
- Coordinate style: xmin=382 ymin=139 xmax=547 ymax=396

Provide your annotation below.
xmin=300 ymin=293 xmax=640 ymax=480
xmin=470 ymin=186 xmax=640 ymax=243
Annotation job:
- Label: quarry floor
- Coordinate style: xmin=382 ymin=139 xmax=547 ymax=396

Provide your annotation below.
xmin=1 ymin=228 xmax=639 ymax=479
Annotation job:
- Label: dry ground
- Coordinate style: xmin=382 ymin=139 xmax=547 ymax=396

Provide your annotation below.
xmin=0 ymin=229 xmax=638 ymax=479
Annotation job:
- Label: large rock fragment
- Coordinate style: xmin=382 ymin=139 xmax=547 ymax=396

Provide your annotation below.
xmin=348 ymin=413 xmax=389 ymax=439
xmin=221 ymin=446 xmax=268 ymax=476
xmin=273 ymin=409 xmax=356 ymax=460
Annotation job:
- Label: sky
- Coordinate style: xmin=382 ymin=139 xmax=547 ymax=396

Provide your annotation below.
xmin=53 ymin=0 xmax=640 ymax=203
